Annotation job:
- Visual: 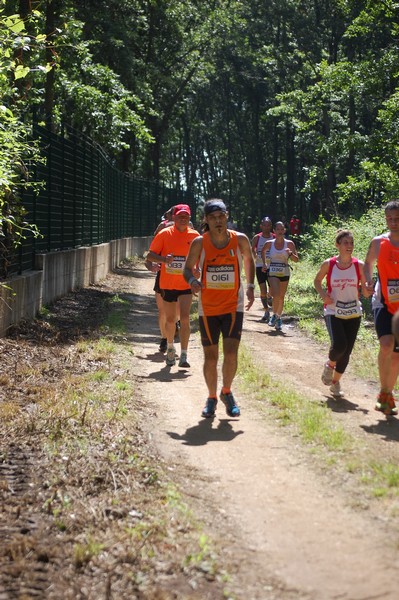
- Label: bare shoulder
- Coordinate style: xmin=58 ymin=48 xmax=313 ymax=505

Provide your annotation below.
xmin=189 ymin=235 xmax=203 ymax=251
xmin=237 ymin=232 xmax=251 ymax=248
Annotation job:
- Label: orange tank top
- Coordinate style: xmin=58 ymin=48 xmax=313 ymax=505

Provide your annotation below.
xmin=198 ymin=231 xmax=244 ymax=316
xmin=377 ymin=237 xmax=399 ymax=314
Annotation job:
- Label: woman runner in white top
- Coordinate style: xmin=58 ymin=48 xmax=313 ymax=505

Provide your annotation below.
xmin=251 ymin=217 xmax=275 ymax=321
xmin=314 ymin=229 xmax=369 ymax=397
xmin=261 ymin=221 xmax=298 ymax=331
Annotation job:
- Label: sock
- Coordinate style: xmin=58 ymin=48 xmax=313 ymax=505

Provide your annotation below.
xmin=222 ymin=387 xmax=231 ymax=395
xmin=167 ymin=343 xmax=175 ymax=351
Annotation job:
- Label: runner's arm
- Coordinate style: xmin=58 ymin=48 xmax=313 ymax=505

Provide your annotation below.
xmin=144 ymin=256 xmax=160 ymax=273
xmin=251 ymin=235 xmax=258 ymax=260
xmin=260 ymin=241 xmax=272 ymax=267
xmin=183 ymin=237 xmax=203 ymax=292
xmin=363 ymin=237 xmax=379 ymax=293
xmin=358 ymin=260 xmax=372 ymax=298
xmin=314 ymin=260 xmax=334 ymax=305
xmin=238 ymin=233 xmax=255 ymax=310
xmin=286 ymin=240 xmax=299 ymax=263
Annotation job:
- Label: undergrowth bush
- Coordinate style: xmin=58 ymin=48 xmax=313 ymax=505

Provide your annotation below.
xmin=301 ymin=206 xmax=386 ymax=265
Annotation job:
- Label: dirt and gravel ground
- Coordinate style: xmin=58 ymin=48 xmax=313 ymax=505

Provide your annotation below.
xmin=2 ymin=259 xmax=399 ymax=599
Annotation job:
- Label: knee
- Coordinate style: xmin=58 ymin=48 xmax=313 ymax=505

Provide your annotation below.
xmin=379 ymin=337 xmax=394 ymax=355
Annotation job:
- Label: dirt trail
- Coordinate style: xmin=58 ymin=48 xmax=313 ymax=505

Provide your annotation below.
xmin=129 ymin=263 xmax=399 ymax=600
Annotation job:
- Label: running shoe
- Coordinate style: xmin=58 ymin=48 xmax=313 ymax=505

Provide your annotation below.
xmin=261 ymin=310 xmax=270 ymax=322
xmin=330 ymin=381 xmax=344 ymax=398
xmin=166 ymin=347 xmax=176 ymax=366
xmin=268 ymin=314 xmax=277 ymax=327
xmin=375 ymin=391 xmax=398 ymax=416
xmin=159 ymin=338 xmax=167 ymax=353
xmin=178 ymin=355 xmax=190 ymax=368
xmin=275 ymin=318 xmax=283 ymax=331
xmin=321 ymin=363 xmax=334 ymax=385
xmin=220 ymin=391 xmax=241 ymax=417
xmin=202 ymin=398 xmax=217 ymax=418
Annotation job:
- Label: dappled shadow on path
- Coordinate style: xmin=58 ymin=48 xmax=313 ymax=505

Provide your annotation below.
xmin=324 ymin=396 xmax=368 ymax=415
xmin=167 ymin=418 xmax=244 ymax=446
xmin=135 ymin=364 xmax=192 ymax=382
xmin=361 ymin=418 xmax=399 ymax=442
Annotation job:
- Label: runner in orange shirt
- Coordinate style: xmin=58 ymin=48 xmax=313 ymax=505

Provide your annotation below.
xmin=183 ymin=199 xmax=255 ymax=418
xmin=147 ymin=204 xmax=199 ymax=368
xmin=364 ymin=200 xmax=399 ymax=415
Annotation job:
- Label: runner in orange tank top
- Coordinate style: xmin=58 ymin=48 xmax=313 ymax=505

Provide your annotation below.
xmin=364 ymin=199 xmax=399 ymax=415
xmin=184 ymin=199 xmax=255 ymax=419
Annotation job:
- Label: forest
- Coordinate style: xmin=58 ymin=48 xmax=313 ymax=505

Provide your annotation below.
xmin=1 ymin=0 xmax=399 ymax=238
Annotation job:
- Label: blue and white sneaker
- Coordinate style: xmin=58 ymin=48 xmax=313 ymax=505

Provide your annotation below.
xmin=220 ymin=391 xmax=240 ymax=417
xmin=268 ymin=314 xmax=277 ymax=327
xmin=202 ymin=398 xmax=217 ymax=418
xmin=275 ymin=318 xmax=283 ymax=331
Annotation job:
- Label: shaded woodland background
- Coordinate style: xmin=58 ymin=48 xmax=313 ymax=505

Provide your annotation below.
xmin=2 ymin=0 xmax=399 ymax=238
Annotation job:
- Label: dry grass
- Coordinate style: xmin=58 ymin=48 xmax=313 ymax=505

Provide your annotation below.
xmin=0 ymin=283 xmax=229 ymax=599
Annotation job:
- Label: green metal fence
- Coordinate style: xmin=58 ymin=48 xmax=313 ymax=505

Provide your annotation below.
xmin=4 ymin=122 xmax=196 ymax=277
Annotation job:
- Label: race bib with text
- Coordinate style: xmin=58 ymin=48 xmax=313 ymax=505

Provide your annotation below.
xmin=165 ymin=255 xmax=186 ymax=275
xmin=206 ymin=264 xmax=235 ymax=289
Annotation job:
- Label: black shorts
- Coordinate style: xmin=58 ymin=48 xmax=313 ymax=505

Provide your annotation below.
xmin=160 ymin=288 xmax=192 ymax=303
xmin=373 ymin=305 xmax=399 ymax=352
xmin=256 ymin=266 xmax=269 ymax=286
xmin=269 ymin=275 xmax=290 ymax=283
xmin=153 ymin=271 xmax=161 ymax=294
xmin=199 ymin=312 xmax=243 ymax=346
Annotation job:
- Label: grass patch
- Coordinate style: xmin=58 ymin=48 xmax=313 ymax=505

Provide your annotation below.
xmin=237 ymin=344 xmax=399 ymax=498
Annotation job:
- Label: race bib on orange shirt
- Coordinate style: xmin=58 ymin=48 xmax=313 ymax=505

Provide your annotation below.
xmin=206 ymin=264 xmax=235 ymax=289
xmin=165 ymin=255 xmax=186 ymax=275
xmin=387 ymin=279 xmax=399 ymax=304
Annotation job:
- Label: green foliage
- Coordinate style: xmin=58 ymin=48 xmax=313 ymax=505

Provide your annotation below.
xmin=0 ymin=3 xmax=46 ymax=249
xmin=301 ymin=206 xmax=387 ymax=265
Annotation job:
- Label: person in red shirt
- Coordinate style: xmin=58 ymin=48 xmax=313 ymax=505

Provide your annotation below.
xmin=289 ymin=214 xmax=301 ymax=245
xmin=183 ymin=199 xmax=255 ymax=419
xmin=147 ymin=204 xmax=199 ymax=368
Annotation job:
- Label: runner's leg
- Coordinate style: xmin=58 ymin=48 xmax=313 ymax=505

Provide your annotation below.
xmin=177 ymin=293 xmax=192 ymax=353
xmin=203 ymin=345 xmax=219 ymax=397
xmin=221 ymin=337 xmax=240 ymax=389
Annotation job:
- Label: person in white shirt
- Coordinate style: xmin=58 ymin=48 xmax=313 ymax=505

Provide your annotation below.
xmin=314 ymin=229 xmax=368 ymax=398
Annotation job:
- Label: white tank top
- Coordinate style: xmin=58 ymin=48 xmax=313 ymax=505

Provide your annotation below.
xmin=268 ymin=239 xmax=290 ymax=278
xmin=324 ymin=257 xmax=362 ymax=318
xmin=254 ymin=233 xmax=274 ymax=267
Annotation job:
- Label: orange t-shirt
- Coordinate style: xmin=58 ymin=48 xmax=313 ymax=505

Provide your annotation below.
xmin=149 ymin=225 xmax=199 ymax=290
xmin=198 ymin=231 xmax=244 ymax=316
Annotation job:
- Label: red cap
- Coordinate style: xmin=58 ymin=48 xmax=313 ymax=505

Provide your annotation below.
xmin=174 ymin=204 xmax=191 ymax=216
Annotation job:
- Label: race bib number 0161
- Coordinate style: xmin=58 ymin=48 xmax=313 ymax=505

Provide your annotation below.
xmin=206 ymin=264 xmax=235 ymax=289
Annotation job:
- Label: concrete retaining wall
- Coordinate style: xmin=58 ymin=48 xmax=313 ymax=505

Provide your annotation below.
xmin=0 ymin=236 xmax=152 ymax=337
